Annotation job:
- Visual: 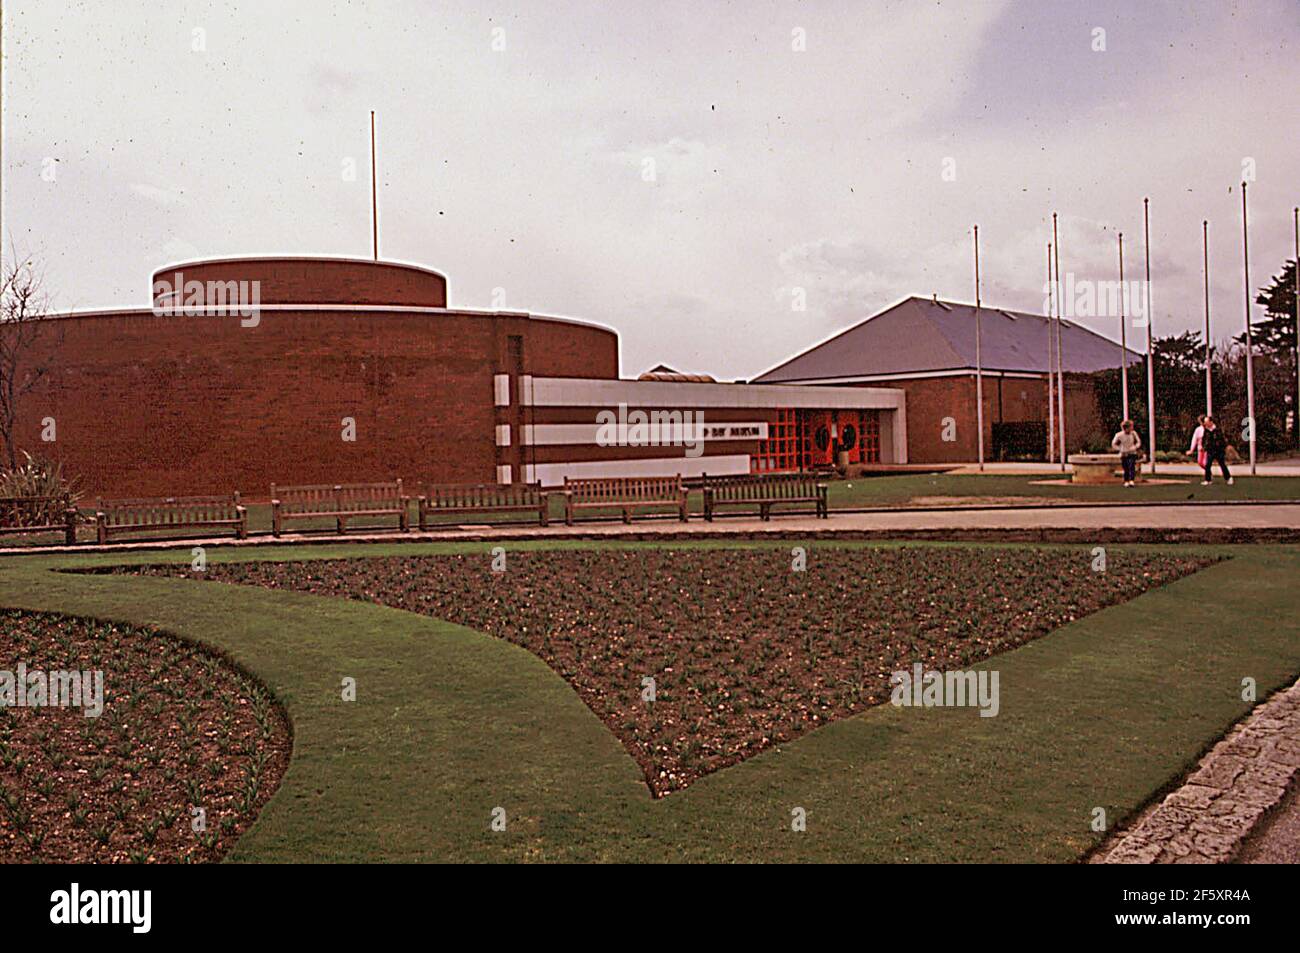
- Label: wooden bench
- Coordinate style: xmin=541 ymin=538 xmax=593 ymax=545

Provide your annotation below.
xmin=96 ymin=495 xmax=247 ymax=543
xmin=271 ymin=481 xmax=408 ymax=536
xmin=563 ymin=476 xmax=688 ymax=525
xmin=702 ymin=473 xmax=829 ymax=521
xmin=418 ymin=482 xmax=548 ymax=529
xmin=0 ymin=495 xmax=79 ymax=545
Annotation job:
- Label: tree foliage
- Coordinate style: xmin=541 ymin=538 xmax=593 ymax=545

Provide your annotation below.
xmin=0 ymin=251 xmax=59 ymax=470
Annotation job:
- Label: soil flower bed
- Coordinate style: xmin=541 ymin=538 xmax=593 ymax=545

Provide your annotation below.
xmin=119 ymin=546 xmax=1211 ymax=795
xmin=0 ymin=609 xmax=291 ymax=862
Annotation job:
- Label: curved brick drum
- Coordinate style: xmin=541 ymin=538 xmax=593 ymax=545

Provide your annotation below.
xmin=18 ymin=257 xmax=618 ymax=498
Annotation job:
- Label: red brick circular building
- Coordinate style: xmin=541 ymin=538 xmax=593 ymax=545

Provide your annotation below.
xmin=21 ymin=257 xmax=619 ymax=498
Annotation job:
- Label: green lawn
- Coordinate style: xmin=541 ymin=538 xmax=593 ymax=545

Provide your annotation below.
xmin=1 ymin=539 xmax=1297 ymax=862
xmin=827 ymin=473 xmax=1300 ymax=508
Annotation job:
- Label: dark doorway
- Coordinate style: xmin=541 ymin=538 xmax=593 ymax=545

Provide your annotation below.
xmin=992 ymin=421 xmax=1047 ymax=461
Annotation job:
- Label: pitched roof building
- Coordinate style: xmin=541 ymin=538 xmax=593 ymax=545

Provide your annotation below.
xmin=753 ymin=296 xmax=1143 ymax=463
xmin=754 ymin=295 xmax=1143 ymax=384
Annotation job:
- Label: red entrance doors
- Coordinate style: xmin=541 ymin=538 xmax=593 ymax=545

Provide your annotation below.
xmin=805 ymin=410 xmax=835 ymax=467
xmin=751 ymin=409 xmax=882 ymax=472
xmin=802 ymin=410 xmax=881 ymax=467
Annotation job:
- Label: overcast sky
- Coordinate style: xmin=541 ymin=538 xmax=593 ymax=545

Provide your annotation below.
xmin=3 ymin=0 xmax=1297 ymax=378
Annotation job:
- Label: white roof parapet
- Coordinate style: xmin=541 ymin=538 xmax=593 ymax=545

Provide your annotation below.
xmin=528 ymin=376 xmax=904 ymax=410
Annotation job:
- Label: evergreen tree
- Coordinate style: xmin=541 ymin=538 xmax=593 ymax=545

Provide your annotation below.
xmin=1236 ymin=258 xmax=1298 ymax=355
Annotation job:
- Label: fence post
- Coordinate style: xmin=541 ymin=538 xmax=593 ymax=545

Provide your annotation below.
xmin=64 ymin=499 xmax=78 ymax=546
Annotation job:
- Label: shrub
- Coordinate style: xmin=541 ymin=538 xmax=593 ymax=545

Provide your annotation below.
xmin=0 ymin=452 xmax=82 ymax=525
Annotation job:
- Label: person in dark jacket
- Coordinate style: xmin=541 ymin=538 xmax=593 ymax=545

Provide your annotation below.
xmin=1200 ymin=416 xmax=1234 ymax=485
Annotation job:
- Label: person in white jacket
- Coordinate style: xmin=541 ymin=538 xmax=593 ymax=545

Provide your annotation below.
xmin=1111 ymin=419 xmax=1142 ymax=487
xmin=1187 ymin=414 xmax=1207 ymax=471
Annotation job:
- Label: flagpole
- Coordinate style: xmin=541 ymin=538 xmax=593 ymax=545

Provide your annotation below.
xmin=1241 ymin=182 xmax=1257 ymax=475
xmin=1143 ymin=198 xmax=1157 ymax=474
xmin=1294 ymin=206 xmax=1299 ymax=449
xmin=1046 ymin=241 xmax=1056 ymax=464
xmin=1118 ymin=232 xmax=1129 ymax=422
xmin=1053 ymin=212 xmax=1066 ymax=469
xmin=974 ymin=224 xmax=985 ymax=471
xmin=370 ymin=110 xmax=379 ymax=261
xmin=1203 ymin=220 xmax=1213 ymax=417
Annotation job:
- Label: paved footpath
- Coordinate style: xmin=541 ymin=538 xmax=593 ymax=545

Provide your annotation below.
xmin=1093 ymin=677 xmax=1300 ymax=864
xmin=2 ymin=502 xmax=1299 ymax=556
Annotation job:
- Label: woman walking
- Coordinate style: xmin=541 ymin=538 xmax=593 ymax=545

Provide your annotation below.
xmin=1111 ymin=419 xmax=1142 ymax=488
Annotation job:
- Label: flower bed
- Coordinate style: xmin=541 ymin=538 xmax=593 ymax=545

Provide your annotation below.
xmin=0 ymin=609 xmax=290 ymax=862
xmin=120 ymin=546 xmax=1211 ymax=795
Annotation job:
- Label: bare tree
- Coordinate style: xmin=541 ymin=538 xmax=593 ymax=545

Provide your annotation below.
xmin=0 ymin=250 xmax=57 ymax=470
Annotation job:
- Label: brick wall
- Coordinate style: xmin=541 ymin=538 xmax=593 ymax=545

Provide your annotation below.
xmin=14 ymin=308 xmax=617 ymax=499
xmin=151 ymin=258 xmax=448 ymax=307
xmin=853 ymin=374 xmax=1101 ymax=463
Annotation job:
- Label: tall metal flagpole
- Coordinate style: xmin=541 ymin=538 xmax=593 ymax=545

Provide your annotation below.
xmin=974 ymin=225 xmax=985 ymax=471
xmin=1046 ymin=241 xmax=1056 ymax=463
xmin=1241 ymin=182 xmax=1257 ymax=475
xmin=370 ymin=110 xmax=379 ymax=261
xmin=1203 ymin=220 xmax=1213 ymax=416
xmin=1053 ymin=212 xmax=1066 ymax=468
xmin=1143 ymin=198 xmax=1157 ymax=474
xmin=1118 ymin=232 xmax=1130 ymax=422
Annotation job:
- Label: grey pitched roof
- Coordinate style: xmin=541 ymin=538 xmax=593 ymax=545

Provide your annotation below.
xmin=754 ymin=296 xmax=1144 ymax=383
